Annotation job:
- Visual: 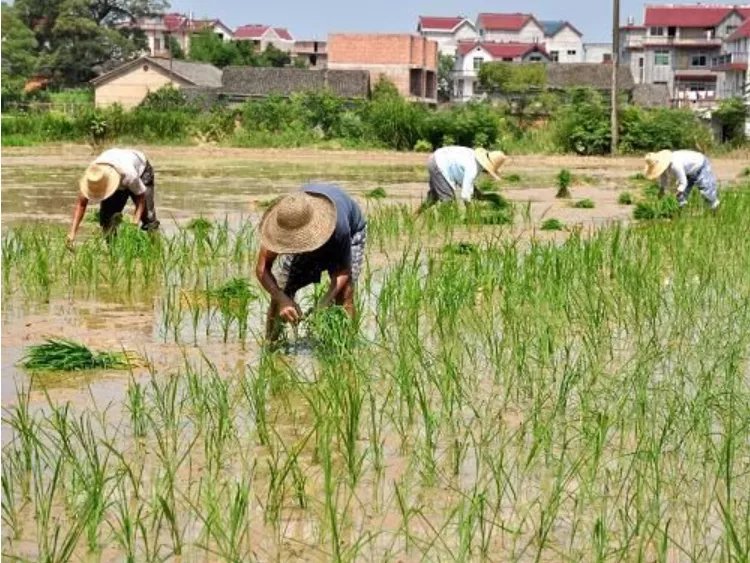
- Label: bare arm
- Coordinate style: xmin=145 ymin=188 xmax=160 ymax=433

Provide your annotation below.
xmin=255 ymin=247 xmax=302 ymax=322
xmin=318 ymin=267 xmax=351 ymax=309
xmin=132 ymin=192 xmax=146 ymax=223
xmin=68 ymin=194 xmax=89 ymax=241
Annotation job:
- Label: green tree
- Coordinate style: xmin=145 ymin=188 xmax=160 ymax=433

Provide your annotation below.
xmin=478 ymin=62 xmax=547 ymax=94
xmin=13 ymin=0 xmax=166 ymax=86
xmin=188 ymin=29 xmax=237 ymax=67
xmin=1 ymin=3 xmax=39 ymax=81
xmin=258 ymin=44 xmax=290 ymax=67
xmin=713 ymin=97 xmax=748 ymax=144
xmin=166 ymin=34 xmax=184 ymax=59
xmin=437 ymin=53 xmax=455 ymax=102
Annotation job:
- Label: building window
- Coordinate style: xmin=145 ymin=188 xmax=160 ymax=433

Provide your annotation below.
xmin=473 ymin=57 xmax=483 ymax=70
xmin=154 ymin=37 xmax=161 ymax=52
xmin=550 ymin=50 xmax=559 ymax=62
xmin=651 ymin=26 xmax=664 ymax=36
xmin=725 ymin=25 xmax=737 ymax=37
xmin=567 ymin=49 xmax=577 ymax=56
xmin=502 ymin=57 xmax=513 ymax=62
xmin=654 ymin=50 xmax=670 ymax=65
xmin=667 ymin=26 xmax=677 ymax=37
xmin=528 ymin=54 xmax=543 ymax=62
xmin=603 ymin=53 xmax=612 ymax=63
xmin=690 ymin=54 xmax=707 ymax=67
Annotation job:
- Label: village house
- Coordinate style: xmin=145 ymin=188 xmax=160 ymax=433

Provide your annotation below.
xmin=713 ymin=18 xmax=750 ymax=99
xmin=293 ymin=40 xmax=328 ymax=68
xmin=233 ymin=25 xmax=295 ymax=52
xmin=540 ymin=20 xmax=584 ymax=63
xmin=130 ymin=13 xmax=233 ymax=57
xmin=620 ymin=4 xmax=750 ymax=107
xmin=327 ymin=34 xmax=438 ymax=103
xmin=416 ymin=16 xmax=478 ymax=56
xmin=91 ymin=56 xmax=222 ymax=108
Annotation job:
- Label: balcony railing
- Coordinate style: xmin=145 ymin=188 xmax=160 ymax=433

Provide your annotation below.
xmin=643 ymin=36 xmax=723 ymax=47
xmin=711 ymin=53 xmax=749 ymax=68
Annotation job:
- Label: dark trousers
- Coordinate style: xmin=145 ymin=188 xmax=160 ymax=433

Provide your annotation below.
xmin=99 ymin=162 xmax=159 ymax=232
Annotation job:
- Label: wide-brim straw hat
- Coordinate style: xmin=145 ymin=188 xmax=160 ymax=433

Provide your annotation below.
xmin=474 ymin=148 xmax=507 ymax=181
xmin=644 ymin=150 xmax=672 ymax=180
xmin=259 ymin=192 xmax=337 ymax=254
xmin=79 ymin=163 xmax=121 ymax=203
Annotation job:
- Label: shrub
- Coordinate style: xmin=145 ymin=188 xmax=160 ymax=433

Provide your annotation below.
xmin=713 ymin=97 xmax=748 ymax=144
xmin=361 ymin=93 xmax=426 ymax=151
xmin=619 ymin=105 xmax=713 ymax=153
xmin=139 ymin=85 xmax=191 ymax=112
xmin=413 ymin=139 xmax=433 ymax=152
xmin=541 ymin=218 xmax=565 ymax=231
xmin=554 ymin=88 xmax=610 ymax=155
xmin=556 ymin=169 xmax=572 ymax=198
xmin=572 ymin=198 xmax=595 ymax=209
xmin=618 ymin=192 xmax=634 ymax=205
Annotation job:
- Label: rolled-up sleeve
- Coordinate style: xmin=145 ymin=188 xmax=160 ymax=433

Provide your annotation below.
xmin=672 ymin=164 xmax=688 ymax=193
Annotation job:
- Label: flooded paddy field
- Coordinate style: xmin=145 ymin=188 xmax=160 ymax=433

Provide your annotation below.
xmin=2 ymin=145 xmax=750 ymax=561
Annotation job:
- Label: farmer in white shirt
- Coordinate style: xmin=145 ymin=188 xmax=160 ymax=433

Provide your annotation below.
xmin=644 ymin=149 xmax=720 ymax=210
xmin=420 ymin=146 xmax=507 ymax=212
xmin=67 ymin=148 xmax=159 ymax=243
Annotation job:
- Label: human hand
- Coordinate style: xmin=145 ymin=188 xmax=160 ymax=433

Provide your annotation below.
xmin=65 ymin=234 xmax=76 ymax=251
xmin=278 ymin=295 xmax=302 ymax=323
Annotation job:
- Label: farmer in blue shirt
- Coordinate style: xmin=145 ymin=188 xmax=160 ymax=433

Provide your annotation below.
xmin=419 ymin=146 xmax=507 ymax=213
xmin=255 ymin=184 xmax=367 ymax=341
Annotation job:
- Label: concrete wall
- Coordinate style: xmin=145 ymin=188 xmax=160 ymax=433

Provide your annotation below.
xmin=547 ymin=27 xmax=584 ymax=63
xmin=95 ymin=63 xmax=188 ymax=108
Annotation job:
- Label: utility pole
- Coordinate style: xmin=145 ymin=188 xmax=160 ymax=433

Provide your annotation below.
xmin=611 ymin=0 xmax=620 ymax=155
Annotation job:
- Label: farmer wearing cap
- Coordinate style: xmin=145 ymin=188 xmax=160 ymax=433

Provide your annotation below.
xmin=256 ymin=184 xmax=367 ymax=341
xmin=419 ymin=146 xmax=507 ymax=213
xmin=67 ymin=147 xmax=159 ymax=244
xmin=644 ymin=149 xmax=720 ymax=210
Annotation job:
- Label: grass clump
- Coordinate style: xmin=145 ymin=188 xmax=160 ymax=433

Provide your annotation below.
xmin=442 ymin=242 xmax=478 ymax=256
xmin=572 ymin=198 xmax=595 ymax=209
xmin=466 ymin=200 xmax=514 ymax=225
xmin=476 ymin=176 xmax=499 ymax=193
xmin=20 ymin=338 xmax=135 ymax=372
xmin=633 ymin=195 xmax=680 ymax=221
xmin=187 ymin=217 xmax=213 ymax=233
xmin=413 ymin=139 xmax=432 ymax=152
xmin=541 ymin=218 xmax=565 ymax=231
xmin=618 ymin=191 xmax=634 ymax=205
xmin=503 ymin=173 xmax=522 ymax=184
xmin=365 ymin=187 xmax=387 ymax=199
xmin=556 ymin=169 xmax=572 ymax=199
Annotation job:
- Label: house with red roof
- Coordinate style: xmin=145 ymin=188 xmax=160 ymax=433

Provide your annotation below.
xmin=453 ymin=41 xmax=549 ymax=101
xmin=129 ymin=13 xmax=234 ymax=57
xmin=713 ymin=18 xmax=750 ymax=103
xmin=234 ymin=24 xmax=295 ymax=52
xmin=416 ymin=16 xmax=477 ymax=56
xmin=476 ymin=13 xmax=546 ymax=43
xmin=620 ymin=4 xmax=750 ymax=107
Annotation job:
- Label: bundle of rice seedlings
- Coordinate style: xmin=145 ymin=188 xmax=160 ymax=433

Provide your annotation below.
xmin=633 ymin=195 xmax=680 ymax=221
xmin=186 ymin=217 xmax=213 ymax=234
xmin=618 ymin=191 xmax=634 ymax=205
xmin=210 ymin=277 xmax=256 ymax=303
xmin=304 ymin=306 xmax=358 ymax=354
xmin=20 ymin=339 xmax=136 ymax=371
xmin=442 ymin=242 xmax=478 ymax=256
xmin=572 ymin=198 xmax=595 ymax=209
xmin=365 ymin=187 xmax=387 ymax=199
xmin=541 ymin=218 xmax=565 ymax=231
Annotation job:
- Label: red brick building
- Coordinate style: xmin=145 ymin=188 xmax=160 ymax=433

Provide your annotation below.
xmin=327 ymin=34 xmax=438 ymax=102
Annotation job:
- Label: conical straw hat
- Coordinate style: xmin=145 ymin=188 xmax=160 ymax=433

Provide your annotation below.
xmin=474 ymin=148 xmax=507 ymax=181
xmin=79 ymin=163 xmax=120 ymax=203
xmin=644 ymin=150 xmax=672 ymax=180
xmin=259 ymin=192 xmax=337 ymax=254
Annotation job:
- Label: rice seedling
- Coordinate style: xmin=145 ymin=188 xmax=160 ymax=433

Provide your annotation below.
xmin=556 ymin=168 xmax=572 ymax=198
xmin=633 ymin=195 xmax=680 ymax=221
xmin=618 ymin=191 xmax=634 ymax=205
xmin=20 ymin=339 xmax=137 ymax=372
xmin=503 ymin=172 xmax=522 ymax=184
xmin=365 ymin=186 xmax=388 ymax=199
xmin=572 ymin=198 xmax=595 ymax=209
xmin=540 ymin=218 xmax=565 ymax=231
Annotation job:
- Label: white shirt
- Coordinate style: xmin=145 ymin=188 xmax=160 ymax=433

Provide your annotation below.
xmin=662 ymin=150 xmax=706 ymax=193
xmin=94 ymin=148 xmax=149 ymax=196
xmin=433 ymin=146 xmax=479 ymax=202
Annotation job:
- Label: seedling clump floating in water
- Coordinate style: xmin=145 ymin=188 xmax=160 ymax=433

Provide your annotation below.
xmin=20 ymin=338 xmax=136 ymax=371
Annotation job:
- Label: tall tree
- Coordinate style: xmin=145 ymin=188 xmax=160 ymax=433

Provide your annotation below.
xmin=1 ymin=3 xmax=39 ymax=80
xmin=437 ymin=53 xmax=455 ymax=102
xmin=13 ymin=0 xmax=168 ymax=85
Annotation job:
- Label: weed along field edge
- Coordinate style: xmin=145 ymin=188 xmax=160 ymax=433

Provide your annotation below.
xmin=2 ymin=145 xmax=750 ymax=561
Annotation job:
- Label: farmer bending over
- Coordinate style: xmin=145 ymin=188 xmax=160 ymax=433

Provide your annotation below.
xmin=256 ymin=184 xmax=367 ymax=341
xmin=419 ymin=146 xmax=507 ymax=213
xmin=644 ymin=149 xmax=720 ymax=210
xmin=68 ymin=148 xmax=159 ymax=244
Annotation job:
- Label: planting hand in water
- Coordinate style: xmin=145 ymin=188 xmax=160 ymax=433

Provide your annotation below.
xmin=255 ymin=184 xmax=366 ymax=342
xmin=68 ymin=147 xmax=160 ymax=242
xmin=418 ymin=146 xmax=507 ymax=213
xmin=644 ymin=149 xmax=720 ymax=210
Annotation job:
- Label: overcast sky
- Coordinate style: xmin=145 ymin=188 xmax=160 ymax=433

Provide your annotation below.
xmin=171 ymin=0 xmax=686 ymax=43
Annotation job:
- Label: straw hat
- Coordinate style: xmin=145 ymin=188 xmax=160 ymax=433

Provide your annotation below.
xmin=644 ymin=150 xmax=672 ymax=180
xmin=79 ymin=163 xmax=121 ymax=203
xmin=259 ymin=192 xmax=337 ymax=254
xmin=474 ymin=148 xmax=507 ymax=181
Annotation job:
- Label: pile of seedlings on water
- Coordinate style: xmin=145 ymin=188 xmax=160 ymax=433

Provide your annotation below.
xmin=618 ymin=191 xmax=634 ymax=205
xmin=572 ymin=198 xmax=595 ymax=209
xmin=541 ymin=217 xmax=565 ymax=231
xmin=365 ymin=187 xmax=387 ymax=199
xmin=20 ymin=338 xmax=137 ymax=371
xmin=555 ymin=168 xmax=572 ymax=198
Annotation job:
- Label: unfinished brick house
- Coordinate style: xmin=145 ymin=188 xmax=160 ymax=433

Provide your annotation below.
xmin=327 ymin=34 xmax=438 ymax=103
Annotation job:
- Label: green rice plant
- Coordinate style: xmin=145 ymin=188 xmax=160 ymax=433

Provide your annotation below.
xmin=741 ymin=166 xmax=750 ymax=177
xmin=210 ymin=277 xmax=257 ymax=342
xmin=305 ymin=306 xmax=357 ymax=356
xmin=541 ymin=218 xmax=565 ymax=231
xmin=476 ymin=175 xmax=499 ymax=193
xmin=572 ymin=198 xmax=595 ymax=209
xmin=642 ymin=181 xmax=662 ymax=198
xmin=633 ymin=195 xmax=680 ymax=220
xmin=20 ymin=339 xmax=136 ymax=372
xmin=256 ymin=196 xmax=282 ymax=210
xmin=618 ymin=191 xmax=634 ymax=205
xmin=186 ymin=217 xmax=213 ymax=239
xmin=365 ymin=187 xmax=387 ymax=199
xmin=556 ymin=168 xmax=572 ymax=198
xmin=503 ymin=172 xmax=522 ymax=184
xmin=442 ymin=242 xmax=478 ymax=256
xmin=85 ymin=209 xmax=101 ymax=224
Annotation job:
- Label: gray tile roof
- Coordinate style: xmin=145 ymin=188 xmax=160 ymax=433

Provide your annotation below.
xmin=90 ymin=56 xmax=222 ymax=88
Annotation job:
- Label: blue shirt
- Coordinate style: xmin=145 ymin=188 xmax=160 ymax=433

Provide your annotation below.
xmin=300 ymin=184 xmax=366 ymax=272
xmin=433 ymin=146 xmax=480 ymax=202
